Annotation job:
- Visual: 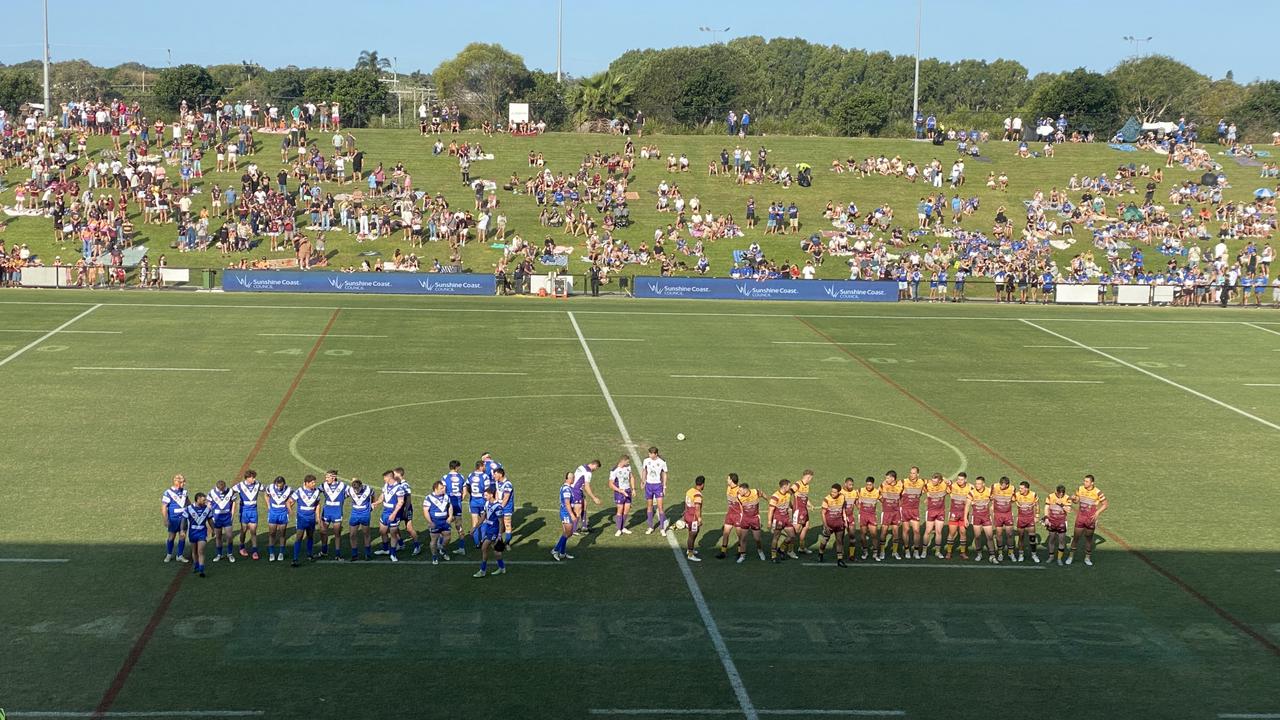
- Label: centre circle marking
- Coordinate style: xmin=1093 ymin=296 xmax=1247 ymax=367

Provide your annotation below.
xmin=289 ymin=394 xmax=969 ymax=515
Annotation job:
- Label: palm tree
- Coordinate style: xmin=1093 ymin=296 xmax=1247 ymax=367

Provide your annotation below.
xmin=570 ymin=72 xmax=634 ymax=121
xmin=355 ymin=50 xmax=391 ymax=73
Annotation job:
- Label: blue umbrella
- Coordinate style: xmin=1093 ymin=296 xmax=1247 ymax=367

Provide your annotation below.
xmin=1255 ymin=188 xmax=1275 ymax=199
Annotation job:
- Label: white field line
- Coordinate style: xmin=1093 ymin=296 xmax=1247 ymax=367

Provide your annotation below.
xmin=568 ymin=310 xmax=758 ymax=720
xmin=0 ymin=329 xmax=121 ymax=334
xmin=4 ymin=707 xmax=264 ymax=712
xmin=803 ymin=562 xmax=1045 ymax=571
xmin=1244 ymin=384 xmax=1280 ymax=387
xmin=0 ymin=303 xmax=101 ymax=368
xmin=3 ymin=299 xmax=1270 ymax=323
xmin=589 ymin=710 xmax=904 ymax=717
xmin=0 ymin=558 xmax=70 ymax=563
xmin=1242 ymin=322 xmax=1280 ymax=338
xmin=74 ymin=367 xmax=230 ymax=372
xmin=671 ymin=375 xmax=816 ymax=380
xmin=1022 ymin=319 xmax=1280 ymax=432
xmin=1022 ymin=344 xmax=1148 ymax=349
xmin=772 ymin=341 xmax=897 ymax=346
xmin=957 ymin=378 xmax=1103 ymax=384
xmin=377 ymin=370 xmax=528 ymax=376
xmin=258 ymin=333 xmax=386 ymax=338
xmin=518 ymin=336 xmax=645 ymax=342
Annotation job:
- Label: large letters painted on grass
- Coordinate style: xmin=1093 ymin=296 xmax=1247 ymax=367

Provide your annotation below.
xmin=633 ymin=276 xmax=898 ymax=302
xmin=221 ymin=270 xmax=497 ymax=295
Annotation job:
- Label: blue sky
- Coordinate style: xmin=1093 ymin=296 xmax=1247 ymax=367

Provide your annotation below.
xmin=0 ymin=0 xmax=1269 ymax=82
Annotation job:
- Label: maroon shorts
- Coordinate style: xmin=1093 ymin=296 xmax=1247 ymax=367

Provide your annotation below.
xmin=823 ymin=520 xmax=845 ymax=533
xmin=881 ymin=509 xmax=901 ymax=525
xmin=1016 ymin=516 xmax=1036 ymax=530
xmin=724 ymin=506 xmax=742 ymax=527
xmin=683 ymin=509 xmax=699 ymax=525
xmin=770 ymin=510 xmax=790 ymax=530
xmin=901 ymin=506 xmax=920 ymax=522
xmin=971 ymin=515 xmax=992 ymax=528
xmin=1075 ymin=516 xmax=1097 ymax=531
xmin=738 ymin=514 xmax=761 ymax=531
xmin=859 ymin=514 xmax=877 ymax=529
xmin=926 ymin=507 xmax=945 ymax=522
xmin=994 ymin=513 xmax=1014 ymax=527
xmin=1047 ymin=521 xmax=1067 ymax=533
xmin=794 ymin=505 xmax=809 ymax=525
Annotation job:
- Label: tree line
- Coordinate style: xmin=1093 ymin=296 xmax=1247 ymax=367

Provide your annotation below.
xmin=2 ymin=38 xmax=1279 ymax=138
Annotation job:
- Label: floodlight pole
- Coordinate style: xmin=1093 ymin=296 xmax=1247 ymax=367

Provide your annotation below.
xmin=911 ymin=0 xmax=921 ymax=137
xmin=556 ymin=0 xmax=563 ymax=83
xmin=42 ymin=0 xmax=50 ymax=118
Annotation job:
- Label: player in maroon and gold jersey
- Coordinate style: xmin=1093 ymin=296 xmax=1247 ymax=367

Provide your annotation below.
xmin=816 ymin=484 xmax=847 ymax=567
xmin=921 ymin=472 xmax=949 ymax=559
xmin=1013 ymin=481 xmax=1039 ymax=563
xmin=715 ymin=472 xmax=742 ymax=560
xmin=878 ymin=470 xmax=903 ymax=560
xmin=900 ymin=466 xmax=925 ymax=559
xmin=945 ymin=472 xmax=971 ymax=560
xmin=991 ymin=476 xmax=1016 ymax=561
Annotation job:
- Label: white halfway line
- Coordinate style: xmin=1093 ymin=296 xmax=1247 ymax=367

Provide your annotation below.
xmin=803 ymin=562 xmax=1044 ymax=571
xmin=378 ymin=370 xmax=528 ymax=376
xmin=569 ymin=310 xmax=758 ymax=720
xmin=74 ymin=367 xmax=231 ymax=372
xmin=1022 ymin=319 xmax=1280 ymax=433
xmin=772 ymin=341 xmax=897 ymax=346
xmin=2 ymin=707 xmax=262 ymax=712
xmin=519 ymin=337 xmax=645 ymax=342
xmin=957 ymin=378 xmax=1103 ymax=384
xmin=258 ymin=333 xmax=386 ymax=338
xmin=0 ymin=303 xmax=101 ymax=368
xmin=672 ymin=374 xmax=816 ymax=381
xmin=1022 ymin=344 xmax=1148 ymax=350
xmin=0 ymin=558 xmax=70 ymax=563
xmin=590 ymin=710 xmax=904 ymax=717
xmin=0 ymin=329 xmax=121 ymax=335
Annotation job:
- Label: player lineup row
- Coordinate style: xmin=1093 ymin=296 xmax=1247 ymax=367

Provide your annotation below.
xmin=158 ymin=452 xmax=1109 ymax=577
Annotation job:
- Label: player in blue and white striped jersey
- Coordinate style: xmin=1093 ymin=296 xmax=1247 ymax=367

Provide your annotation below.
xmin=424 ymin=480 xmax=454 ymax=565
xmin=265 ymin=476 xmax=292 ymax=562
xmin=233 ymin=470 xmax=262 ymax=560
xmin=393 ymin=467 xmax=422 ymax=556
xmin=161 ymin=474 xmax=189 ymax=564
xmin=374 ymin=470 xmax=404 ymax=562
xmin=291 ymin=474 xmax=321 ymax=567
xmin=318 ymin=470 xmax=347 ymax=560
xmin=208 ymin=480 xmax=236 ymax=564
xmin=441 ymin=460 xmax=468 ymax=554
xmin=346 ymin=479 xmax=374 ymax=561
xmin=493 ymin=468 xmax=515 ymax=548
xmin=185 ymin=492 xmax=214 ymax=578
xmin=473 ymin=487 xmax=507 ymax=578
xmin=465 ymin=461 xmax=493 ymax=548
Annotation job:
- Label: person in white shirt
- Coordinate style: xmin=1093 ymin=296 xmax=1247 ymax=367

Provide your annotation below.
xmin=801 ymin=261 xmax=816 ymax=280
xmin=642 ymin=447 xmax=669 ymax=535
xmin=608 ymin=456 xmax=634 ymax=537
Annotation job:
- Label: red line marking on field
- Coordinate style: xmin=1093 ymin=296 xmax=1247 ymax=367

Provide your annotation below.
xmin=796 ymin=315 xmax=1280 ymax=658
xmin=92 ymin=309 xmax=341 ymax=719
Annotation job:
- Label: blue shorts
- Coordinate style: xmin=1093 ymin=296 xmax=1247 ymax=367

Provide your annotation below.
xmin=479 ymin=526 xmax=499 ymax=543
xmin=187 ymin=527 xmax=207 ymax=543
xmin=502 ymin=503 xmax=515 ymax=518
xmin=431 ymin=519 xmax=450 ymax=534
xmin=559 ymin=510 xmax=574 ymax=524
xmin=297 ymin=514 xmax=316 ymax=531
xmin=469 ymin=498 xmax=486 ymax=515
xmin=213 ymin=515 xmax=233 ymax=529
xmin=349 ymin=512 xmax=370 ymax=527
xmin=240 ymin=510 xmax=258 ymax=525
xmin=166 ymin=516 xmax=185 ymax=534
xmin=322 ymin=509 xmax=343 ymax=524
xmin=268 ymin=509 xmax=288 ymax=526
xmin=380 ymin=509 xmax=396 ymax=527
xmin=449 ymin=496 xmax=463 ymax=515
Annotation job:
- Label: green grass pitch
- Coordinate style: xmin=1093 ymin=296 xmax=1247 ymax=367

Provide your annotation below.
xmin=0 ymin=290 xmax=1278 ymax=719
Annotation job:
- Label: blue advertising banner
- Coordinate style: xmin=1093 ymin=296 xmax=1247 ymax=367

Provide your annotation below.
xmin=221 ymin=270 xmax=496 ymax=295
xmin=633 ymin=276 xmax=898 ymax=302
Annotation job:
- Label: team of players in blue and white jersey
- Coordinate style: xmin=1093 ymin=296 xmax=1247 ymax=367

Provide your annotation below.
xmin=160 ymin=453 xmax=524 ymax=577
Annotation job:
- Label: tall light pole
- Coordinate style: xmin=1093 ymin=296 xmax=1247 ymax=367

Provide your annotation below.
xmin=42 ymin=0 xmax=50 ymax=118
xmin=556 ymin=0 xmax=563 ymax=82
xmin=698 ymin=26 xmax=730 ymax=44
xmin=911 ymin=0 xmax=922 ymax=137
xmin=1122 ymin=35 xmax=1152 ymax=58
